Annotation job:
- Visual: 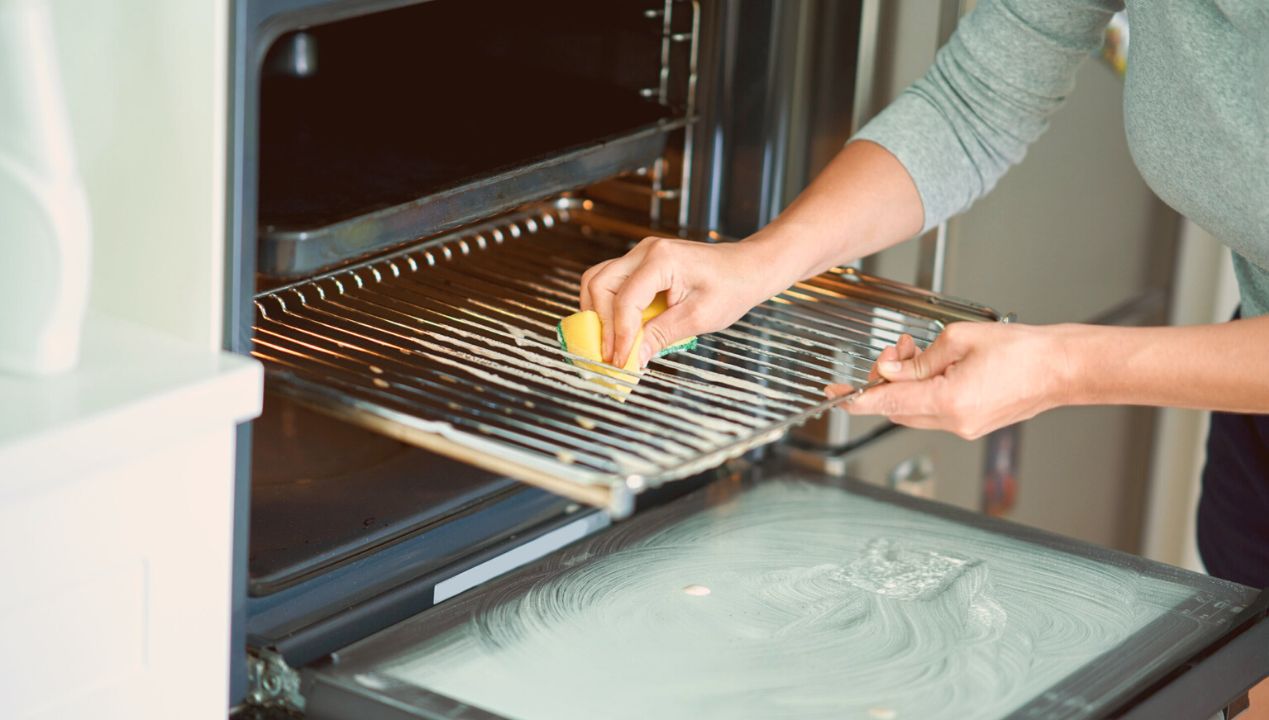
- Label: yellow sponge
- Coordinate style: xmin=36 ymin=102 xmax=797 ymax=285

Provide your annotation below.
xmin=557 ymin=291 xmax=697 ymax=398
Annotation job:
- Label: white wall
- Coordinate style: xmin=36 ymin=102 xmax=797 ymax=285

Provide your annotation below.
xmin=48 ymin=0 xmax=230 ymax=351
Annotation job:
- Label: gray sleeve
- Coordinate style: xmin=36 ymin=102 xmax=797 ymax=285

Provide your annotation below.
xmin=853 ymin=0 xmax=1123 ymax=232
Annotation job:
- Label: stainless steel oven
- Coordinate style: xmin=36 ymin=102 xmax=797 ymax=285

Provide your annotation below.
xmin=225 ymin=2 xmax=1267 ymax=718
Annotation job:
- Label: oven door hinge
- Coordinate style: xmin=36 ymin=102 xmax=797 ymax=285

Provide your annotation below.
xmin=245 ymin=647 xmax=305 ymax=713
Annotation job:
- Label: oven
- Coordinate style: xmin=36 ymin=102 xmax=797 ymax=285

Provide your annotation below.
xmin=224 ymin=1 xmax=1268 ymax=718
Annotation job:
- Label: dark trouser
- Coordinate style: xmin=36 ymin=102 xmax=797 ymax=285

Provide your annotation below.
xmin=1196 ymin=312 xmax=1269 ymax=589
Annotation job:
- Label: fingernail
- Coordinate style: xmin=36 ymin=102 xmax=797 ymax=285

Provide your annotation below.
xmin=639 ymin=343 xmax=653 ymax=368
xmin=881 ymin=361 xmax=903 ymax=374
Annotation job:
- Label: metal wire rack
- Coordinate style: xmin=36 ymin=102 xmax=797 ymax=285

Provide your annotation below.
xmin=252 ymin=199 xmax=1005 ymax=517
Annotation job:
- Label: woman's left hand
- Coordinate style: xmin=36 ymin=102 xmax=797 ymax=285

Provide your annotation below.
xmin=826 ymin=322 xmax=1075 ymax=440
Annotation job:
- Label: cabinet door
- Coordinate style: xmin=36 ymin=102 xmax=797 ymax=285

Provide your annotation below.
xmin=1010 ymin=405 xmax=1157 ymax=553
xmin=799 ymin=423 xmax=986 ymax=512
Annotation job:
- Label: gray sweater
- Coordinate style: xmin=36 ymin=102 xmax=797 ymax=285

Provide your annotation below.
xmin=855 ymin=0 xmax=1269 ymax=317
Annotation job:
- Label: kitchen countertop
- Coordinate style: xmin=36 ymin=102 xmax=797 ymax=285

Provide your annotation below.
xmin=0 ymin=311 xmax=261 ymax=486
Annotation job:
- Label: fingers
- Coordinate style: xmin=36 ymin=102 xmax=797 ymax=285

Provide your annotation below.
xmin=824 ymin=384 xmax=949 ymax=432
xmin=825 ymin=326 xmax=1005 ymax=439
xmin=896 ymin=333 xmax=918 ymax=361
xmin=589 ymin=279 xmax=619 ymax=361
xmin=582 ymin=257 xmax=636 ymax=362
xmin=868 ymin=345 xmax=897 ymax=382
xmin=877 ymin=328 xmax=965 ymax=382
xmin=867 ymin=335 xmax=920 ymax=382
xmin=578 ymin=259 xmax=614 ymax=312
xmin=638 ymin=301 xmax=695 ymax=366
xmin=578 ymin=238 xmax=669 ymax=362
xmin=830 ymin=336 xmax=920 ymax=397
xmin=840 ymin=379 xmax=943 ymax=417
xmin=825 ymin=383 xmax=856 ymax=399
xmin=611 ymin=261 xmax=670 ymax=367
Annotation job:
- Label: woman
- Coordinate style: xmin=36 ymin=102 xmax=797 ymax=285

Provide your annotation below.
xmin=578 ymin=1 xmax=1268 ymax=588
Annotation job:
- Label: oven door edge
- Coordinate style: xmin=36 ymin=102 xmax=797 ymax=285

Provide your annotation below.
xmin=243 ymin=493 xmax=608 ymax=710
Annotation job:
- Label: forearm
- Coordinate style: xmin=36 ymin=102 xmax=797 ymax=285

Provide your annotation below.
xmin=741 ymin=140 xmax=925 ymax=285
xmin=1059 ymin=317 xmax=1269 ymax=413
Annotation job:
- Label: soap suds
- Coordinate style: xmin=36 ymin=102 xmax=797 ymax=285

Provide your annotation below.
xmin=384 ymin=481 xmax=1193 ymax=720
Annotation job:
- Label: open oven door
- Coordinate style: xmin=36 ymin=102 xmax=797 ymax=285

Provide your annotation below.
xmin=298 ymin=462 xmax=1269 ymax=720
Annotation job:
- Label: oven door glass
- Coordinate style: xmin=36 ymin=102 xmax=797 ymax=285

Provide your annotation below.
xmin=301 ymin=466 xmax=1262 ymax=720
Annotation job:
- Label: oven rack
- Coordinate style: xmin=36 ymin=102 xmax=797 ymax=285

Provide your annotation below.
xmin=252 ymin=200 xmax=1006 ymax=517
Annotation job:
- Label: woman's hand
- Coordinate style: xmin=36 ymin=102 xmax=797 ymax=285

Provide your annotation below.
xmin=576 ymin=141 xmax=928 ymax=367
xmin=827 ymin=323 xmax=1075 ymax=440
xmin=579 ymin=236 xmax=792 ymax=367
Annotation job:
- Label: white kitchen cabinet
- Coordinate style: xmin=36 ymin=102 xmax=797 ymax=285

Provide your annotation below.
xmin=0 ymin=313 xmax=261 ymax=720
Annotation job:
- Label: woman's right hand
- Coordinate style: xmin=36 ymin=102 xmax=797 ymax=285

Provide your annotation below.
xmin=577 ymin=141 xmax=926 ymax=369
xmin=579 ymin=236 xmax=790 ymax=368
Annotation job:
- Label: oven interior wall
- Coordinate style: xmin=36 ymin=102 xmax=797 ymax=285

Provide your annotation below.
xmin=258 ymin=0 xmax=676 ymax=250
